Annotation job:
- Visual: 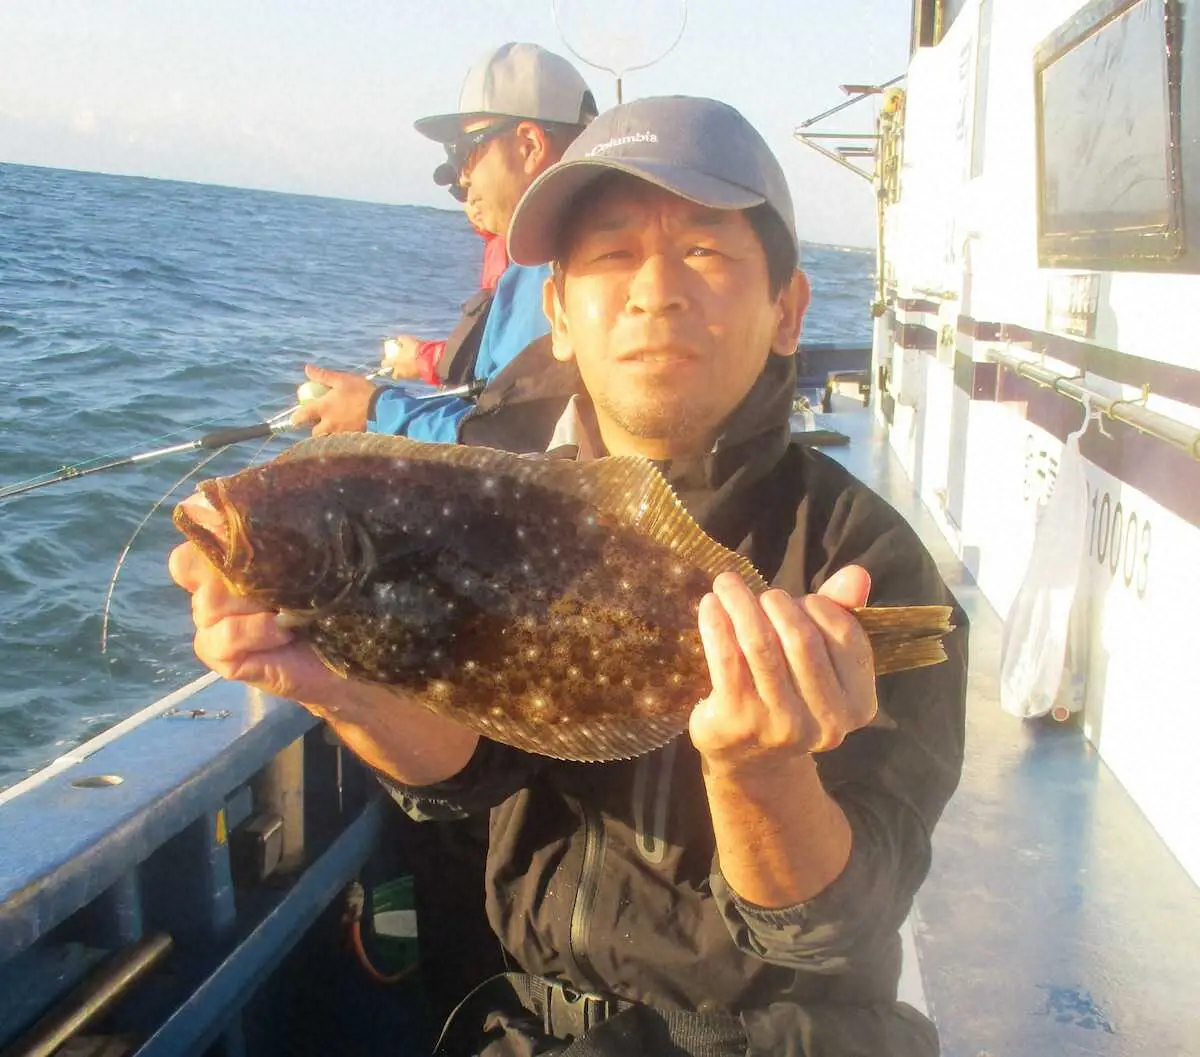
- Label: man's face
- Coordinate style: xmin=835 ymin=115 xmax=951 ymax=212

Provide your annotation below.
xmin=546 ymin=176 xmax=808 ymax=458
xmin=457 ymin=119 xmax=542 ymax=236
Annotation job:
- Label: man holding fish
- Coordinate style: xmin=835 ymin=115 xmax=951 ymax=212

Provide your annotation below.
xmin=170 ymin=97 xmax=967 ymax=1056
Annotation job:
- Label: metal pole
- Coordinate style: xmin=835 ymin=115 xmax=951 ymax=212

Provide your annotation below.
xmin=0 ymin=933 xmax=173 ymax=1057
xmin=795 ymin=135 xmax=876 ymax=181
xmin=797 ymin=74 xmax=906 ymax=128
xmin=987 ymin=348 xmax=1200 ymax=461
xmin=253 ymin=709 xmax=307 ymax=873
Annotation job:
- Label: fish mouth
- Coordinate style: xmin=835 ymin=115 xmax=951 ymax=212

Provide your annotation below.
xmin=173 ymin=480 xmax=252 ymax=578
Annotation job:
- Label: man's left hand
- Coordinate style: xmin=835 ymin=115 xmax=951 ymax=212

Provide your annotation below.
xmin=689 ymin=567 xmax=878 ymax=775
xmin=381 ymin=335 xmax=424 ymax=381
xmin=290 ymin=365 xmax=376 ymax=436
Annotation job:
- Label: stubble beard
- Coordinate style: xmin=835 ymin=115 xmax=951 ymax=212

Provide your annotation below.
xmin=594 ymin=379 xmax=714 ymax=442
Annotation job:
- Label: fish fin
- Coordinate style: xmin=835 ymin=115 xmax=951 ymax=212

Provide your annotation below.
xmin=573 ymin=456 xmax=767 ymax=593
xmin=311 ymin=641 xmax=351 ymax=679
xmin=436 ymin=695 xmax=688 ymax=764
xmin=276 ymin=609 xmax=317 ymax=629
xmin=852 ymin=605 xmax=955 ymax=638
xmin=852 ymin=605 xmax=955 ymax=677
xmin=277 ymin=432 xmax=520 ymax=471
xmin=870 ymin=633 xmax=950 ymax=677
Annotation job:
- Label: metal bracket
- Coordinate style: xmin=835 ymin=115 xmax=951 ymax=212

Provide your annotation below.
xmin=161 ymin=708 xmax=232 ymax=721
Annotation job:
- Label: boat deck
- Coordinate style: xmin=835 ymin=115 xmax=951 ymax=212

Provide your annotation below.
xmin=815 ymin=404 xmax=1200 ymax=1057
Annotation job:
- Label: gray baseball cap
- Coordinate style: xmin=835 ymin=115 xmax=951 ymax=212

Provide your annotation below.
xmin=507 ymin=96 xmax=798 ymax=266
xmin=415 ymin=43 xmax=595 ymax=144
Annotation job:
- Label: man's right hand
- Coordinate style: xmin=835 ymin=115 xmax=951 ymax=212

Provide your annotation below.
xmin=168 ymin=496 xmax=480 ymax=785
xmin=168 ymin=533 xmax=345 ymax=706
xmin=290 ymin=364 xmax=376 ymax=435
xmin=381 ymin=335 xmax=425 ymax=381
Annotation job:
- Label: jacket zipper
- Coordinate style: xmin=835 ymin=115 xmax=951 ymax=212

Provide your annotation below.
xmin=567 ymin=799 xmax=605 ymax=987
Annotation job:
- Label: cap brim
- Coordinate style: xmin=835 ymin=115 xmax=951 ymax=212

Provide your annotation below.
xmin=414 ymin=110 xmax=515 ymax=143
xmin=507 ymin=158 xmax=767 ymax=266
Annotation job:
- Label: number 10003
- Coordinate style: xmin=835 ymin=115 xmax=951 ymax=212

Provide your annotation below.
xmin=1087 ymin=484 xmax=1150 ymax=598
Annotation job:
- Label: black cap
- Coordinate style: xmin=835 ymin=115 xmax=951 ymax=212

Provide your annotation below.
xmin=507 ymin=96 xmax=798 ymax=266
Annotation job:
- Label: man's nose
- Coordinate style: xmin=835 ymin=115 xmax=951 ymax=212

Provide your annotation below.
xmin=625 ymin=254 xmax=689 ymax=316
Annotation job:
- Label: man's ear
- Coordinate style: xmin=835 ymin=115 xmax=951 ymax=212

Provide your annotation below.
xmin=543 ymin=274 xmax=575 ymax=363
xmin=516 ymin=122 xmax=551 ymax=175
xmin=771 ymin=269 xmax=811 ymax=357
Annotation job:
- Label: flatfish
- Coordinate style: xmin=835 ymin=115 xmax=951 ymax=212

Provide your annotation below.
xmin=174 ymin=434 xmax=953 ymax=762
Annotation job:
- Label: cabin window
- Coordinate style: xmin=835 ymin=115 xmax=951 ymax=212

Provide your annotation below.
xmin=911 ymin=0 xmax=937 ymax=50
xmin=1036 ymin=0 xmax=1200 ymax=272
xmin=911 ymin=0 xmax=974 ymax=49
xmin=939 ymin=0 xmax=974 ymax=38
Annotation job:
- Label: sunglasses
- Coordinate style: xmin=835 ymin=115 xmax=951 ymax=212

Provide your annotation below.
xmin=445 ymin=119 xmax=521 ymax=174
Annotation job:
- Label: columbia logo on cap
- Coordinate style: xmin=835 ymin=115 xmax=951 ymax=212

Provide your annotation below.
xmin=586 ymin=132 xmax=659 ymax=157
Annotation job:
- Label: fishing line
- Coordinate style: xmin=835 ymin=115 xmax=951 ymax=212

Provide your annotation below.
xmin=100 ymin=432 xmax=277 ymax=656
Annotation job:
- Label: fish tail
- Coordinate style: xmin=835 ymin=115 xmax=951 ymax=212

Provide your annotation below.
xmin=855 ymin=604 xmax=956 ymax=677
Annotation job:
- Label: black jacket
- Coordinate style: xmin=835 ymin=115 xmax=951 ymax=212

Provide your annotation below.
xmin=391 ymin=354 xmax=968 ymax=1056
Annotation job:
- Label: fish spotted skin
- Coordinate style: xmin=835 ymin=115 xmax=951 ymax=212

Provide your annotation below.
xmin=177 ymin=442 xmax=724 ymax=762
xmin=174 ymin=434 xmax=954 ymax=761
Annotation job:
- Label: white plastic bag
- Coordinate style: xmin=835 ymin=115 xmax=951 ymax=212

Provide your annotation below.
xmin=999 ymin=424 xmax=1090 ymax=719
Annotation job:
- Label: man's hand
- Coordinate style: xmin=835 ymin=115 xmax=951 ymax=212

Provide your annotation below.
xmin=168 ymin=534 xmax=347 ymax=707
xmin=690 ymin=567 xmax=874 ymax=906
xmin=167 ymin=496 xmax=478 ymax=784
xmin=689 ymin=567 xmax=878 ymax=776
xmin=290 ymin=365 xmax=376 ymax=436
xmin=381 ymin=335 xmax=425 ymax=381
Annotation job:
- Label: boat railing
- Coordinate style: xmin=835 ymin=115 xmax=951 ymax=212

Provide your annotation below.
xmin=987 ymin=345 xmax=1200 ymax=461
xmin=0 ymin=680 xmax=404 ymax=1057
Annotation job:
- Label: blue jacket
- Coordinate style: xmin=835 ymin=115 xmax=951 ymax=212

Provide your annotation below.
xmin=368 ymin=262 xmax=551 ymax=442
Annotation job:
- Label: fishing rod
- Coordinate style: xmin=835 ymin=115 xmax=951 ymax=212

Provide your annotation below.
xmin=0 ymin=422 xmax=292 ymax=502
xmin=0 ymin=375 xmax=486 ymax=503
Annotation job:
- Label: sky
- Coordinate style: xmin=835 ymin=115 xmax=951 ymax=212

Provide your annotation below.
xmin=0 ymin=0 xmax=910 ymax=247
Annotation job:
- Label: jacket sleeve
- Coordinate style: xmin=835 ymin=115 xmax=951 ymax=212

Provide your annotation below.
xmin=415 ymin=340 xmax=446 ymax=386
xmin=367 ymin=389 xmax=472 ymax=442
xmin=379 ymin=737 xmax=541 ymax=821
xmin=714 ymin=467 xmax=968 ymax=973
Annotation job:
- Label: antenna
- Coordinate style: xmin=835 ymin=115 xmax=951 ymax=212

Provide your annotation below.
xmin=552 ymin=0 xmax=688 ymax=104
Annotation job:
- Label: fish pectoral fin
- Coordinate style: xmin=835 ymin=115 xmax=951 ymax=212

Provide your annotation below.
xmin=310 ymin=642 xmax=351 ymax=679
xmin=276 ymin=575 xmax=360 ymax=628
xmin=277 ymin=608 xmax=318 ymax=629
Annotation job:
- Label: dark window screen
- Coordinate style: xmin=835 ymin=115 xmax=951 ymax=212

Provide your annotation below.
xmin=1036 ymin=0 xmax=1190 ymax=267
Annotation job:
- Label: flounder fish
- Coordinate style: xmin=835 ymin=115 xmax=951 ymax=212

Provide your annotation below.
xmin=174 ymin=434 xmax=953 ymax=762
